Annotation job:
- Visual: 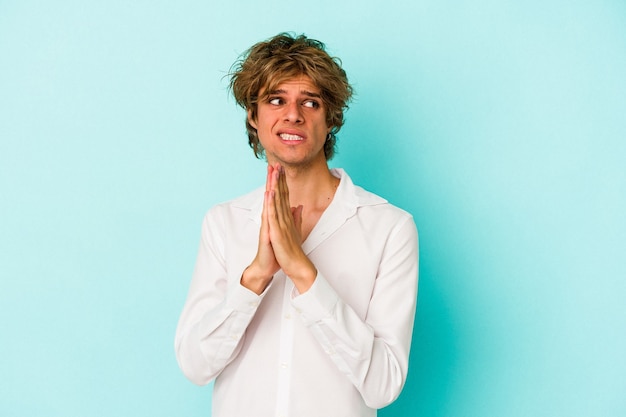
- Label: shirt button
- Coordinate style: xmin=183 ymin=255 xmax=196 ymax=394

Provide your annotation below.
xmin=280 ymin=362 xmax=288 ymax=369
xmin=249 ymin=301 xmax=258 ymax=307
xmin=230 ymin=334 xmax=238 ymax=340
xmin=284 ymin=313 xmax=292 ymax=320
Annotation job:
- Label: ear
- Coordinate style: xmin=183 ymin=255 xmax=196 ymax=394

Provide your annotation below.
xmin=247 ymin=109 xmax=257 ymax=129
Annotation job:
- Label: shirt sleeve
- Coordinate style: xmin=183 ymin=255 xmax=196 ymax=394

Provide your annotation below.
xmin=291 ymin=215 xmax=419 ymax=409
xmin=174 ymin=209 xmax=268 ymax=385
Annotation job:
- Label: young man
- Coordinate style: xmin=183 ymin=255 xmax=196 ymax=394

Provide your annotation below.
xmin=175 ymin=33 xmax=419 ymax=417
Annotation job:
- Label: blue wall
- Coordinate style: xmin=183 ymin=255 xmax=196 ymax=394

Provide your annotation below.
xmin=1 ymin=1 xmax=624 ymax=416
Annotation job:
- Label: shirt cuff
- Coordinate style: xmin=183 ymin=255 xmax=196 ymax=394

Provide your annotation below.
xmin=291 ymin=272 xmax=339 ymax=326
xmin=226 ymin=278 xmax=271 ymax=314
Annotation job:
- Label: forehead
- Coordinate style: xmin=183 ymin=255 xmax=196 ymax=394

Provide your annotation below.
xmin=262 ymin=75 xmax=321 ymax=95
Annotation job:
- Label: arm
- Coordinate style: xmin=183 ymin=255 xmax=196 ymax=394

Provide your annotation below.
xmin=175 ymin=165 xmax=284 ymax=384
xmin=258 ymin=164 xmax=419 ymax=407
xmin=174 ymin=208 xmax=269 ymax=385
xmin=292 ymin=216 xmax=419 ymax=408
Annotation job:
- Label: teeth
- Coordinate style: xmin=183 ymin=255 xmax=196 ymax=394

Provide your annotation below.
xmin=280 ymin=133 xmax=304 ymax=141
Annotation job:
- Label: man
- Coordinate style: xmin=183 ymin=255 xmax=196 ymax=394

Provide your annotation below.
xmin=175 ymin=33 xmax=418 ymax=417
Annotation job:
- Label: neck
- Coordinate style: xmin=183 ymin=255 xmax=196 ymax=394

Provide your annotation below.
xmin=280 ymin=162 xmax=339 ymax=210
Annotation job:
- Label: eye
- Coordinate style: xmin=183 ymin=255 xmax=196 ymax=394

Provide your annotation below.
xmin=303 ymin=100 xmax=320 ymax=109
xmin=268 ymin=97 xmax=282 ymax=105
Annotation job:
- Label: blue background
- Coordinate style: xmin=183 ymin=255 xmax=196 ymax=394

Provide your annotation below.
xmin=1 ymin=1 xmax=625 ymax=416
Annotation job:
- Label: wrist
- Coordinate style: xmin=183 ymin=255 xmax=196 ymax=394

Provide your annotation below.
xmin=241 ymin=265 xmax=273 ymax=295
xmin=288 ymin=260 xmax=317 ymax=294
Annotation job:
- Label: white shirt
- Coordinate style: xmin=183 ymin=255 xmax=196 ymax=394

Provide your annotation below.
xmin=175 ymin=169 xmax=419 ymax=417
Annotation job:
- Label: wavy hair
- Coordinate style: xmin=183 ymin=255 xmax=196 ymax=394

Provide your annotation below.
xmin=229 ymin=33 xmax=353 ymax=160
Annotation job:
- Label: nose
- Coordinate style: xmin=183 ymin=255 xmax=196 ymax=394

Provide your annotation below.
xmin=283 ymin=101 xmax=303 ymax=123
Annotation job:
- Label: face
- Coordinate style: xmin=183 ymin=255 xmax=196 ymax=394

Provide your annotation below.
xmin=248 ymin=76 xmax=331 ymax=168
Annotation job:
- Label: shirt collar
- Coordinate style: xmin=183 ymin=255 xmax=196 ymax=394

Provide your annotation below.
xmin=230 ymin=168 xmax=387 ymax=225
xmin=330 ymin=168 xmax=387 ymax=213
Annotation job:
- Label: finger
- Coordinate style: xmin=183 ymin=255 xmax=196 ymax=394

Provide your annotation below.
xmin=275 ymin=166 xmax=291 ymax=226
xmin=267 ymin=189 xmax=281 ymax=246
xmin=265 ymin=164 xmax=273 ymax=192
xmin=271 ymin=164 xmax=280 ymax=195
xmin=278 ymin=166 xmax=290 ymax=208
xmin=293 ymin=205 xmax=303 ymax=235
xmin=272 ymin=166 xmax=283 ymax=218
xmin=268 ymin=167 xmax=281 ymax=226
xmin=259 ymin=190 xmax=271 ymax=243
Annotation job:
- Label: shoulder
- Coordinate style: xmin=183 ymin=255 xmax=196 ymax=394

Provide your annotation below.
xmin=203 ymin=186 xmax=264 ymax=223
xmin=335 ymin=168 xmax=415 ymax=227
xmin=355 ymin=188 xmax=416 ymax=238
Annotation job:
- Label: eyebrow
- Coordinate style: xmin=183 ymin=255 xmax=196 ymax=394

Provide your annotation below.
xmin=267 ymin=89 xmax=322 ymax=98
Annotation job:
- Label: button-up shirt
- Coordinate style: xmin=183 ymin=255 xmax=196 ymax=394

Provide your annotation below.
xmin=175 ymin=169 xmax=418 ymax=417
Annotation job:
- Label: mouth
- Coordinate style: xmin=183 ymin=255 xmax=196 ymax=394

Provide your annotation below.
xmin=279 ymin=133 xmax=305 ymax=142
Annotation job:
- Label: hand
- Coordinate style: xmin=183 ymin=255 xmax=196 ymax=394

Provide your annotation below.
xmin=241 ymin=164 xmax=317 ymax=295
xmin=240 ymin=165 xmax=281 ymax=294
xmin=266 ymin=164 xmax=317 ymax=292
